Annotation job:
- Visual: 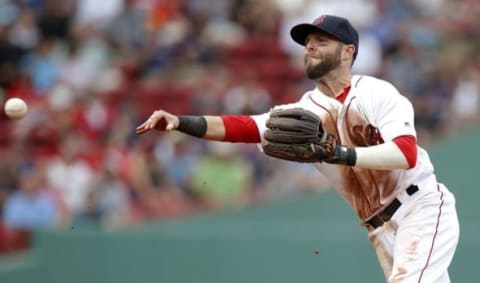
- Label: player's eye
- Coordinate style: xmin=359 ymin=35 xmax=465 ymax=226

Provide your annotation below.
xmin=306 ymin=35 xmax=329 ymax=47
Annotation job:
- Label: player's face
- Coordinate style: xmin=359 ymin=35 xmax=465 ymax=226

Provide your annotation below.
xmin=303 ymin=33 xmax=343 ymax=79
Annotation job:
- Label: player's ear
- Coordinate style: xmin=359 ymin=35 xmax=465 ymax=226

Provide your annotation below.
xmin=342 ymin=44 xmax=356 ymax=62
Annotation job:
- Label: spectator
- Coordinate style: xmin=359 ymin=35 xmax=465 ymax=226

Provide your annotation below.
xmin=19 ymin=36 xmax=62 ymax=93
xmin=7 ymin=9 xmax=39 ymax=50
xmin=223 ymin=73 xmax=272 ymax=115
xmin=89 ymin=164 xmax=131 ymax=229
xmin=3 ymin=164 xmax=61 ymax=230
xmin=0 ymin=25 xmax=24 ymax=88
xmin=45 ymin=132 xmax=95 ymax=220
xmin=189 ymin=142 xmax=254 ymax=209
xmin=448 ymin=67 xmax=480 ymax=132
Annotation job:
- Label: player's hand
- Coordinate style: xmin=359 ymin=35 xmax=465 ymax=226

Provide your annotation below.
xmin=136 ymin=110 xmax=179 ymax=135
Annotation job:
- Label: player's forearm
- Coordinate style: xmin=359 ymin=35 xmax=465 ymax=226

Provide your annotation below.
xmin=177 ymin=115 xmax=225 ymax=141
xmin=177 ymin=115 xmax=261 ymax=143
xmin=204 ymin=116 xmax=226 ymax=141
xmin=354 ymin=142 xmax=410 ymax=170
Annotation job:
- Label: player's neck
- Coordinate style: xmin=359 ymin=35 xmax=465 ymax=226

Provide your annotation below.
xmin=316 ymin=72 xmax=352 ymax=99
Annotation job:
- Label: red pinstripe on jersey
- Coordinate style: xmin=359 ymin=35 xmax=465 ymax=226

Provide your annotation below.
xmin=418 ymin=184 xmax=445 ymax=282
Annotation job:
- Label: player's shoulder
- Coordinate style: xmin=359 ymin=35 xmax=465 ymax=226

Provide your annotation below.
xmin=291 ymin=89 xmax=317 ymax=106
xmin=270 ymin=89 xmax=329 ymax=113
xmin=353 ymin=75 xmax=407 ymax=102
xmin=353 ymin=75 xmax=412 ymax=109
xmin=353 ymin=75 xmax=399 ymax=93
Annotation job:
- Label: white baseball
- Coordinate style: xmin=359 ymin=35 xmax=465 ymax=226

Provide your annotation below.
xmin=4 ymin=98 xmax=28 ymax=120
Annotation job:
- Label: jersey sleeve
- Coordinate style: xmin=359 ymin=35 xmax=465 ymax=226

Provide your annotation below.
xmin=250 ymin=112 xmax=269 ymax=143
xmin=360 ymin=80 xmax=417 ymax=142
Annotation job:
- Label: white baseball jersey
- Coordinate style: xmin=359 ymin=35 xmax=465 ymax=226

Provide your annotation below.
xmin=251 ymin=75 xmax=459 ymax=282
xmin=253 ymin=75 xmax=437 ymax=219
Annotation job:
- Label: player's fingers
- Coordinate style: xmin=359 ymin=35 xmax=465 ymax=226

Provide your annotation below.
xmin=136 ymin=110 xmax=176 ymax=134
xmin=136 ymin=125 xmax=147 ymax=134
xmin=136 ymin=116 xmax=156 ymax=133
xmin=136 ymin=122 xmax=150 ymax=134
xmin=146 ymin=119 xmax=154 ymax=129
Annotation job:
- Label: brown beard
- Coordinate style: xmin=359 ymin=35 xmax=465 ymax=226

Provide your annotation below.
xmin=304 ymin=44 xmax=342 ymax=79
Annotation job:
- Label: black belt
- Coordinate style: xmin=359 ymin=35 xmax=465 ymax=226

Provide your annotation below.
xmin=365 ymin=185 xmax=419 ymax=229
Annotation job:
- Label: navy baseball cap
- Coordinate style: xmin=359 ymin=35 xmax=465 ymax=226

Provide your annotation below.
xmin=290 ymin=15 xmax=359 ymax=59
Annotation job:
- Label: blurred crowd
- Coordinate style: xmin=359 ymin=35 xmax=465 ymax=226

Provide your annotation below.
xmin=0 ymin=0 xmax=479 ymax=254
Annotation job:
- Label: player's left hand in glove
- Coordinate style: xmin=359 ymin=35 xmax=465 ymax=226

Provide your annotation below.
xmin=261 ymin=108 xmax=356 ymax=165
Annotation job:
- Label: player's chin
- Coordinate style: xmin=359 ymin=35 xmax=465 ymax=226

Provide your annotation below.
xmin=304 ymin=58 xmax=321 ymax=72
xmin=305 ymin=65 xmax=322 ymax=79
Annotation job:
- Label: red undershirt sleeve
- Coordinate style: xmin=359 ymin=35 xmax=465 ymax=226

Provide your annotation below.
xmin=392 ymin=135 xmax=417 ymax=168
xmin=221 ymin=115 xmax=261 ymax=143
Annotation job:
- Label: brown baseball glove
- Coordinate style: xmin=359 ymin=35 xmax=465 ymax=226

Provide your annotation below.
xmin=261 ymin=108 xmax=338 ymax=163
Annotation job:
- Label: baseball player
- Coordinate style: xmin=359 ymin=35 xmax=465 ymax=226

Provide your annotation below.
xmin=136 ymin=15 xmax=459 ymax=283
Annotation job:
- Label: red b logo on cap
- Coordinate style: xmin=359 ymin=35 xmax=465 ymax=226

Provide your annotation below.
xmin=313 ymin=15 xmax=327 ymax=25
